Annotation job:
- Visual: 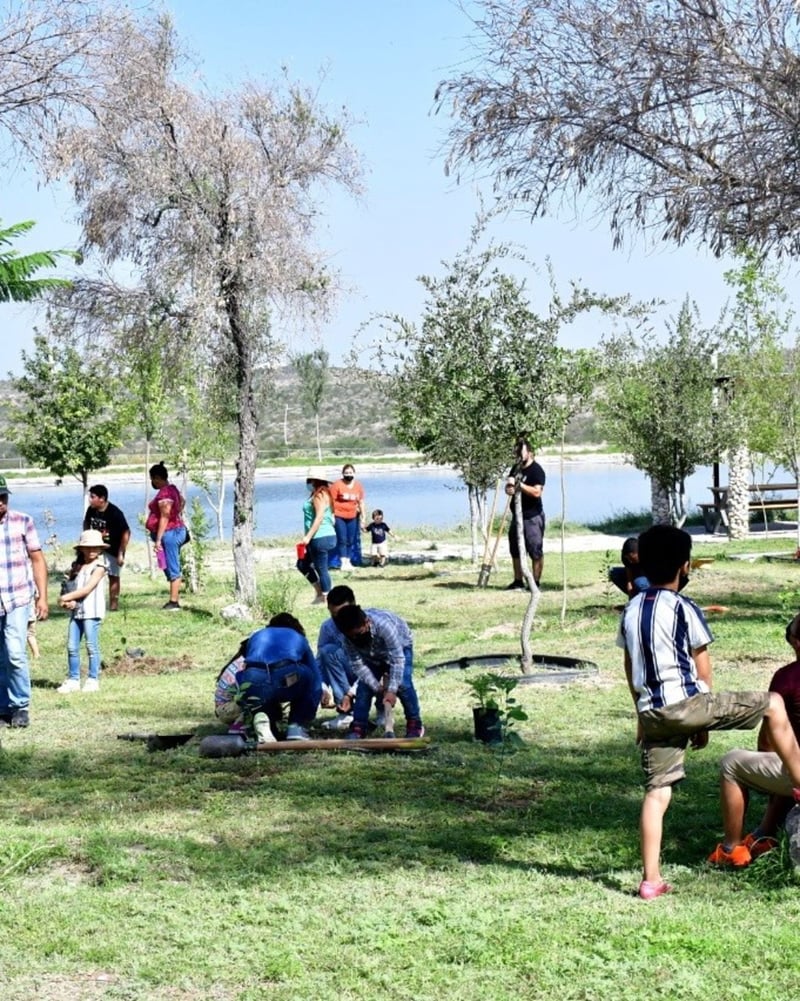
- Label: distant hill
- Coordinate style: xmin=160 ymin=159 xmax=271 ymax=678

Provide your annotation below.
xmin=0 ymin=366 xmax=402 ymax=465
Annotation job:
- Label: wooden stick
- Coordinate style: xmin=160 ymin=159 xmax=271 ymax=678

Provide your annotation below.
xmin=254 ymin=736 xmax=428 ymax=752
xmin=477 ymin=495 xmax=511 ymax=586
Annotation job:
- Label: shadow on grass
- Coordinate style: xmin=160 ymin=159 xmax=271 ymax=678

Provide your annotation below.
xmin=0 ymin=720 xmax=745 ymax=893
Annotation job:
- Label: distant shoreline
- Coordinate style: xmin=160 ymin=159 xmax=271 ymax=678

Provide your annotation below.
xmin=2 ymin=450 xmax=629 ymax=488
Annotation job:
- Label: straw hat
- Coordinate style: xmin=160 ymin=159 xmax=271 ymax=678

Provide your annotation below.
xmin=305 ymin=466 xmax=331 ymax=484
xmin=74 ymin=529 xmax=109 ymax=550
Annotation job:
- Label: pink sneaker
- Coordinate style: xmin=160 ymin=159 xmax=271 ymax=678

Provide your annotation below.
xmin=638 ymin=879 xmax=672 ymax=901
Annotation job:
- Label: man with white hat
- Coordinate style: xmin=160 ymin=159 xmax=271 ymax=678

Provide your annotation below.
xmin=0 ymin=473 xmax=49 ymax=728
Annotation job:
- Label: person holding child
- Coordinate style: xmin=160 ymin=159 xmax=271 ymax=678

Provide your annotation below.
xmin=362 ymin=509 xmax=393 ymax=567
xmin=57 ymin=529 xmax=108 ymax=693
xmin=618 ymin=524 xmax=800 ymax=900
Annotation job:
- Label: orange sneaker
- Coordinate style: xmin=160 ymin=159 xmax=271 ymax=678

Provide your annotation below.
xmin=743 ymin=834 xmax=778 ymax=860
xmin=707 ymin=842 xmax=751 ymax=867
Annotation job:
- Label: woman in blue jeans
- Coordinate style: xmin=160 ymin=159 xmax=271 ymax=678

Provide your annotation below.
xmin=146 ymin=462 xmax=188 ymax=611
xmin=297 ymin=467 xmax=337 ymax=605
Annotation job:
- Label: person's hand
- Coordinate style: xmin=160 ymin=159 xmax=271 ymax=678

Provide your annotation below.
xmin=690 ymin=729 xmax=709 ymax=751
xmin=383 ymin=691 xmax=398 ymax=708
xmin=320 ymin=688 xmax=335 ymax=709
xmin=117 ymin=553 xmax=126 ymax=567
xmin=338 ymin=693 xmax=353 ymax=714
xmin=635 ymin=719 xmax=644 ymax=746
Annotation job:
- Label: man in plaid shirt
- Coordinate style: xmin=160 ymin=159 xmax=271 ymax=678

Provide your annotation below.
xmin=0 ymin=474 xmax=49 ymax=728
xmin=333 ymin=603 xmax=425 ymax=739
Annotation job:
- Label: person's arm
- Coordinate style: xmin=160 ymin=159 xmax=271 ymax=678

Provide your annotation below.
xmin=59 ymin=565 xmax=106 ymax=605
xmin=623 ymin=649 xmax=643 ymax=745
xmin=302 ymin=491 xmax=329 ymax=545
xmin=118 ymin=528 xmax=131 ymax=565
xmin=154 ymin=497 xmax=173 ymax=550
xmin=757 ymin=719 xmax=773 ymax=752
xmin=29 ymin=549 xmax=49 ymax=620
xmin=692 ymin=645 xmax=712 ymax=689
xmin=345 ymin=641 xmax=380 ymax=691
xmin=376 ymin=618 xmax=406 ymax=696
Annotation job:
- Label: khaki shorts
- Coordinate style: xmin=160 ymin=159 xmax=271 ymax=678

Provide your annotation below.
xmin=638 ymin=691 xmax=770 ymax=790
xmin=720 ymin=748 xmax=794 ymax=798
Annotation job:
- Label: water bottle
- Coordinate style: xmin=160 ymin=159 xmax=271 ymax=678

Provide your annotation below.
xmin=156 ymin=546 xmax=167 ymax=570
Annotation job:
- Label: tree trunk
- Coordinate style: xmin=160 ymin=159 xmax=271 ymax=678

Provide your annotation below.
xmin=728 ymin=445 xmax=751 ymax=540
xmin=650 ymin=479 xmax=671 ymax=525
xmin=227 ymin=292 xmax=258 ymax=607
xmin=559 ymin=428 xmax=567 ymax=626
xmin=468 ymin=484 xmax=481 ymax=565
xmin=315 ymin=413 xmax=322 ymax=461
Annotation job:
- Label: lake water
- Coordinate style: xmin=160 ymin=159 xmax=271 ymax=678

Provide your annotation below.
xmin=4 ymin=461 xmax=734 ymax=542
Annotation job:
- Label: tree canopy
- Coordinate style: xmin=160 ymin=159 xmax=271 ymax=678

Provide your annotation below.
xmin=0 ymin=219 xmax=72 ymax=302
xmin=438 ymin=0 xmax=800 ymax=256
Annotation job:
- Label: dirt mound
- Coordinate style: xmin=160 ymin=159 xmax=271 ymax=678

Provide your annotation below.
xmin=104 ymin=653 xmax=196 ymax=676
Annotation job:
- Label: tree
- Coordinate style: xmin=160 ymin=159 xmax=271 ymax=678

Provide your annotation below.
xmin=438 ymin=0 xmax=800 ymax=256
xmin=9 ymin=333 xmax=125 ymax=495
xmin=378 ymin=221 xmax=624 ymax=562
xmin=47 ymin=15 xmax=360 ymax=605
xmin=0 ymin=0 xmax=131 ymax=162
xmin=0 ymin=219 xmax=72 ymax=301
xmin=292 ymin=349 xmax=329 ymax=461
xmin=597 ymin=299 xmax=719 ymax=526
xmin=717 ymin=249 xmax=797 ymax=538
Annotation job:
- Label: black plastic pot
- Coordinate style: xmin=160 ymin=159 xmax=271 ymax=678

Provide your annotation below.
xmin=473 ymin=706 xmax=503 ymax=745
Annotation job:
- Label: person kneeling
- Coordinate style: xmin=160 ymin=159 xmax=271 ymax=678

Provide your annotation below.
xmin=227 ymin=613 xmax=321 ymax=741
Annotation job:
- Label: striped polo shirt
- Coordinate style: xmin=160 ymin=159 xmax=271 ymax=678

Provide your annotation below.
xmin=617 ymin=587 xmax=714 ymax=713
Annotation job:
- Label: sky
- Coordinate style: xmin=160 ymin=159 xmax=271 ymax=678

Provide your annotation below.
xmin=5 ymin=0 xmax=798 ymax=375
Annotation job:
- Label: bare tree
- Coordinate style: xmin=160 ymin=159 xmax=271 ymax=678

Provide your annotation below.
xmin=437 ymin=1 xmax=800 ymax=255
xmin=47 ymin=16 xmax=360 ymax=604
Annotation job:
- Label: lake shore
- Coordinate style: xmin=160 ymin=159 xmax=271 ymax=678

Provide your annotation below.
xmin=1 ymin=448 xmax=629 ymax=487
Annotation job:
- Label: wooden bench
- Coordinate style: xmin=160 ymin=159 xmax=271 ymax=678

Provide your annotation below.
xmin=698 ymin=483 xmax=799 ymax=534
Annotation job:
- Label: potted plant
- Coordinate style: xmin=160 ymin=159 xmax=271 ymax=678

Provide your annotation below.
xmin=465 ymin=673 xmax=527 ymax=746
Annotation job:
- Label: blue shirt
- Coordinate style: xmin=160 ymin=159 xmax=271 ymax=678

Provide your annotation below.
xmin=244 ymin=626 xmax=318 ymax=677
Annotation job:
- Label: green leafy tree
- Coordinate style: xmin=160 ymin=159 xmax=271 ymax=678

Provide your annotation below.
xmin=597 ymin=299 xmax=719 ymax=526
xmin=0 ymin=219 xmax=72 ymax=302
xmin=292 ymin=349 xmax=329 ymax=461
xmin=9 ymin=334 xmax=126 ymax=496
xmin=380 ymin=224 xmax=624 ymax=563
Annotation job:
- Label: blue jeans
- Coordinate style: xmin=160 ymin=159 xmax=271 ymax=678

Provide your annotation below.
xmin=334 ymin=516 xmax=359 ymax=564
xmin=239 ymin=662 xmax=320 ymax=726
xmin=151 ymin=525 xmax=187 ymax=581
xmin=0 ymin=603 xmax=31 ymax=713
xmin=307 ymin=535 xmax=337 ymax=594
xmin=68 ymin=617 xmax=102 ymax=681
xmin=352 ymin=645 xmax=421 ymax=728
xmin=318 ymin=642 xmax=356 ymax=705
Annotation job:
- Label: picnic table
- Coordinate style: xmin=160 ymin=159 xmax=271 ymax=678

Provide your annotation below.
xmin=698 ymin=482 xmax=799 ymax=534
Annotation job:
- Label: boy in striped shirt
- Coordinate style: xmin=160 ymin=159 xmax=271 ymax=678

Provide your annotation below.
xmin=618 ymin=524 xmax=800 ymax=900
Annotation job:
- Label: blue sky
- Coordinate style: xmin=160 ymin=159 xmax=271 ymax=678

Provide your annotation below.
xmin=5 ymin=0 xmax=797 ymax=375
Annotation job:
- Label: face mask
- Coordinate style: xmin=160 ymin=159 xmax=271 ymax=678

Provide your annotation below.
xmin=678 ymin=571 xmax=689 ymax=592
xmin=343 ymin=474 xmax=354 ymax=483
xmin=350 ymin=630 xmax=371 ymax=649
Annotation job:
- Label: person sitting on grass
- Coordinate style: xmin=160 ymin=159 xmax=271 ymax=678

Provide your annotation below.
xmin=710 ymin=612 xmax=800 ymax=866
xmin=333 ymin=603 xmax=424 ymax=740
xmin=234 ymin=613 xmax=321 ymax=742
xmin=608 ymin=536 xmax=650 ymax=599
xmin=617 ymin=524 xmax=800 ymax=900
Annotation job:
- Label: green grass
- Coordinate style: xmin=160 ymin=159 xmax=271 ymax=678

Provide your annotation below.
xmin=2 ymin=537 xmax=800 ymax=999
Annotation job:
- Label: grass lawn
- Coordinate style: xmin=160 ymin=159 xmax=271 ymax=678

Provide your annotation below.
xmin=2 ymin=535 xmax=800 ymax=1000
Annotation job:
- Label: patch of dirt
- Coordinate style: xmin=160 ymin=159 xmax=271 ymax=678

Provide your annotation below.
xmin=104 ymin=653 xmax=196 ymax=676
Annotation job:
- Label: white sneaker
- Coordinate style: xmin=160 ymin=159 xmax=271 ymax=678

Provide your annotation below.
xmin=286 ymin=723 xmax=310 ymax=741
xmin=321 ymin=713 xmax=353 ymax=731
xmin=57 ymin=679 xmax=81 ymax=694
xmin=82 ymin=678 xmax=100 ymax=693
xmin=341 ymin=558 xmax=352 ymax=571
xmin=253 ymin=712 xmax=276 ymax=743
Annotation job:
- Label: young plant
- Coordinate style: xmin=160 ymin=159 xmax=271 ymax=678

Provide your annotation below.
xmin=465 ymin=673 xmax=529 ymax=749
